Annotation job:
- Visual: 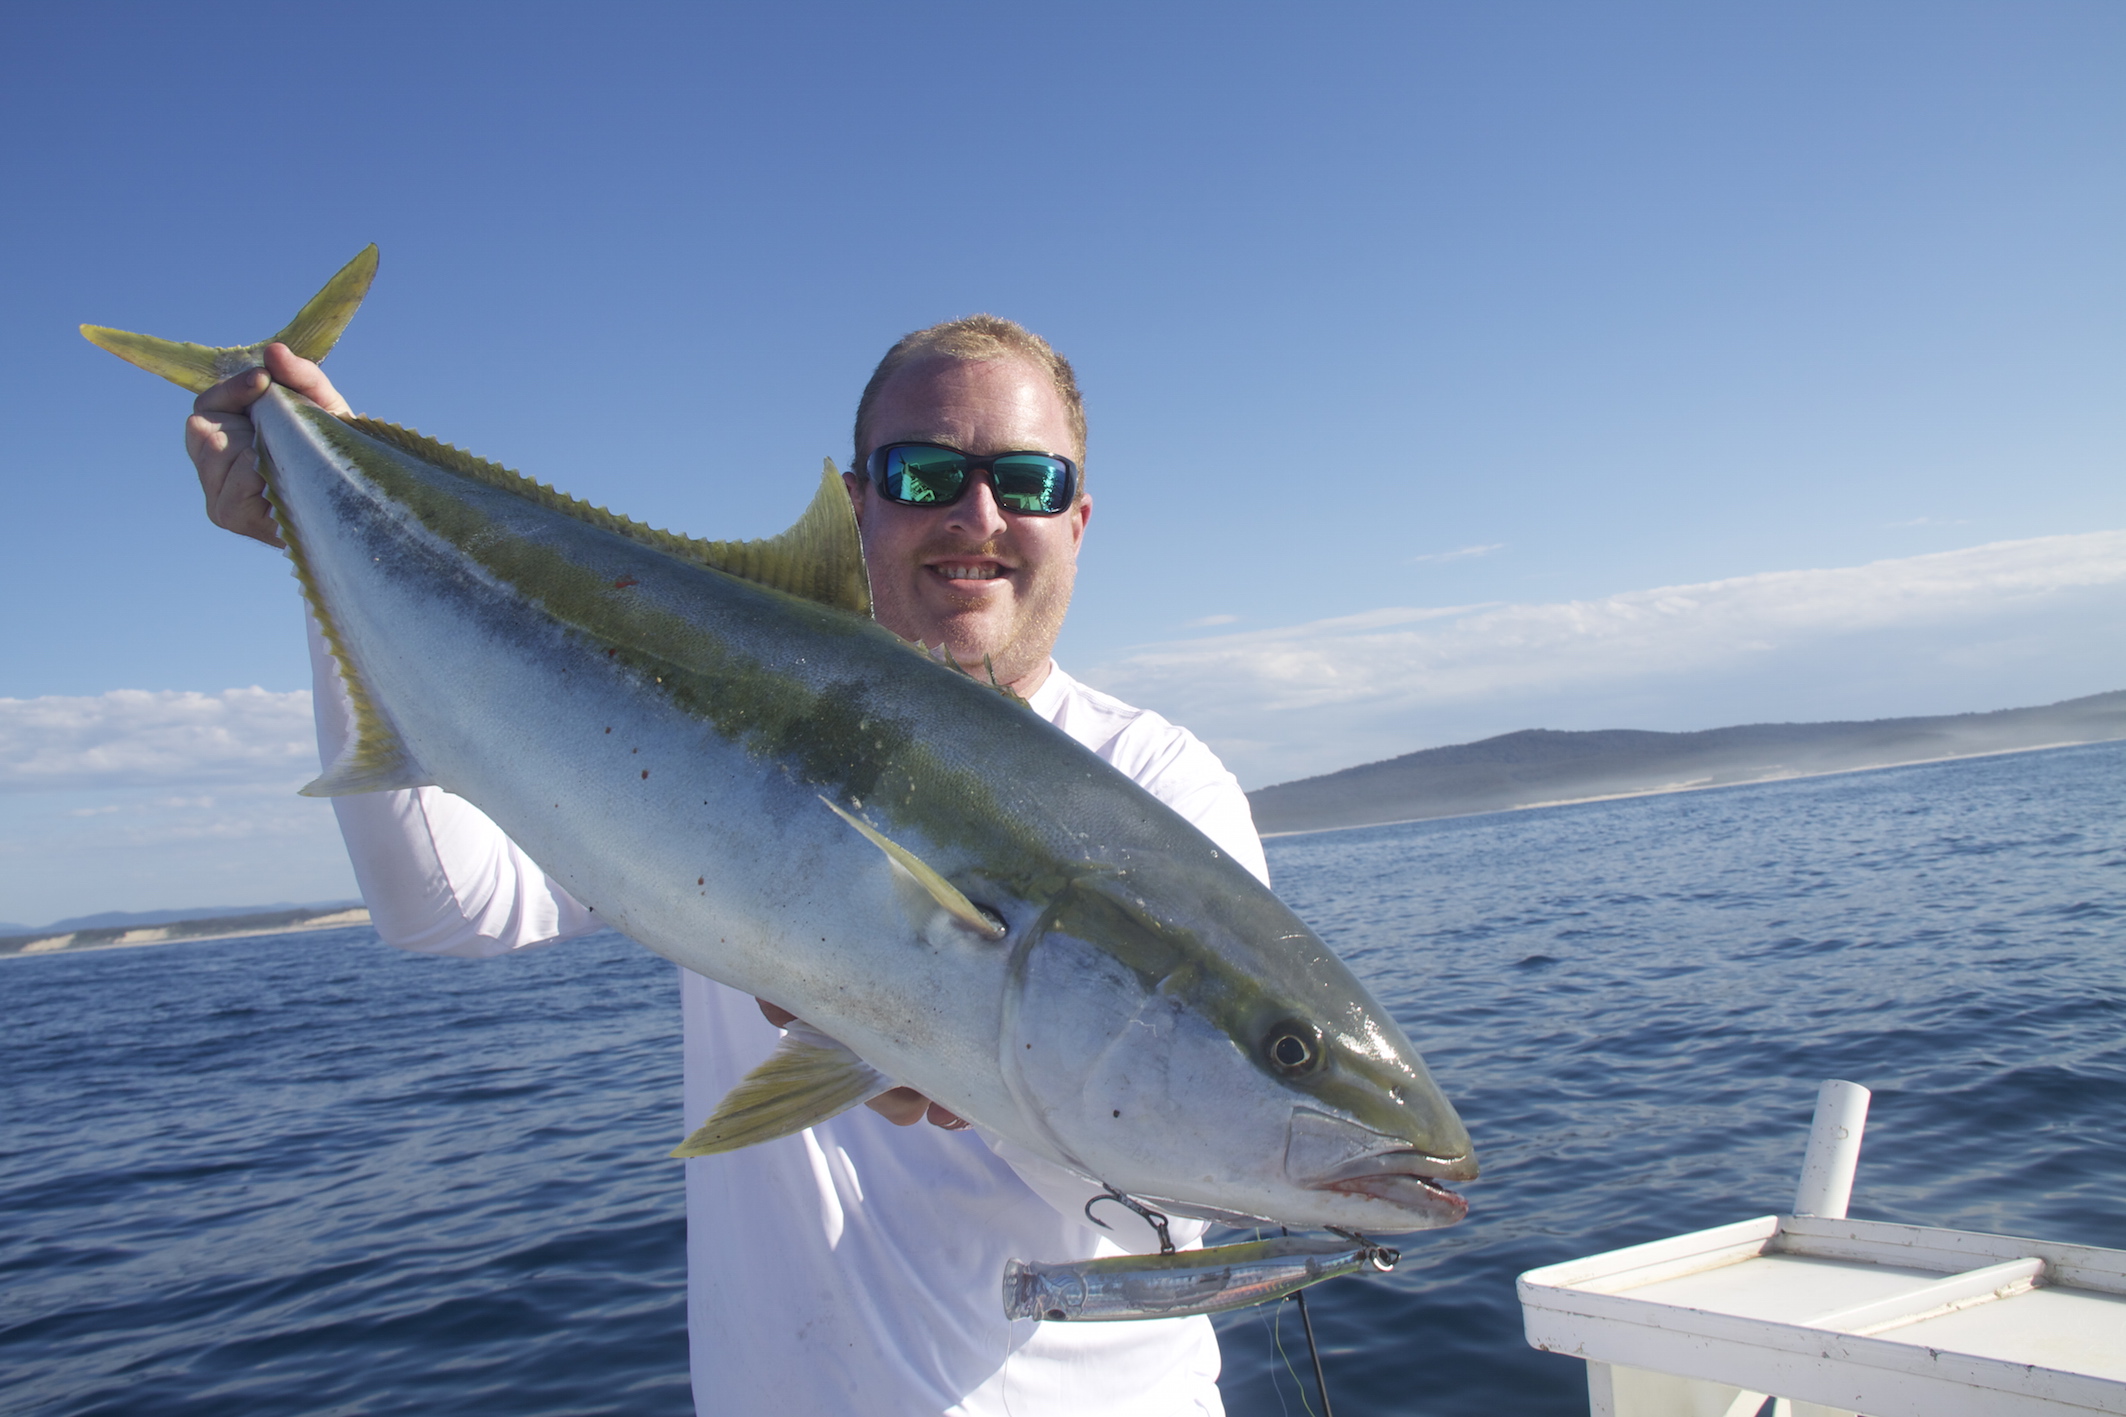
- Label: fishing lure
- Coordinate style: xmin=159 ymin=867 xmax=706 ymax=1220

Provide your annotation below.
xmin=1003 ymin=1233 xmax=1399 ymax=1323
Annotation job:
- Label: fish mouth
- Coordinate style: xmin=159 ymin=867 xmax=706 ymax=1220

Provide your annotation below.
xmin=1313 ymin=1151 xmax=1471 ymax=1223
xmin=1286 ymin=1108 xmax=1475 ymax=1227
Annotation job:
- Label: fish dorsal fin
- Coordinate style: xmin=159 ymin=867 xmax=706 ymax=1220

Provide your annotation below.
xmin=821 ymin=797 xmax=1008 ymax=940
xmin=80 ymin=245 xmax=379 ymax=392
xmin=911 ymin=641 xmax=1035 ymax=711
xmin=340 ymin=422 xmax=872 ymax=618
xmin=697 ymin=460 xmax=871 ymax=616
xmin=670 ymin=1020 xmax=891 ymax=1156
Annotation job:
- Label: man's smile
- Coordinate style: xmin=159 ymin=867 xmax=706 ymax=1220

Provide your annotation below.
xmin=927 ymin=558 xmax=1011 ymax=584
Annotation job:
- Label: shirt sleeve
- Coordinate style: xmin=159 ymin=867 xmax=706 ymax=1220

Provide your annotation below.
xmin=309 ymin=617 xmax=601 ymax=958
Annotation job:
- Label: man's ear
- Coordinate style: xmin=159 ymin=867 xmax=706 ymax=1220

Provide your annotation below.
xmin=841 ymin=469 xmax=869 ymax=529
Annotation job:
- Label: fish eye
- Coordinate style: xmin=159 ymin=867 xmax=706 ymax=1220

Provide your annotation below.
xmin=1263 ymin=1020 xmax=1325 ymax=1077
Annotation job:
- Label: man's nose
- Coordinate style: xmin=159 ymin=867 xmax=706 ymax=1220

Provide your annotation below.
xmin=944 ymin=472 xmax=1010 ymax=538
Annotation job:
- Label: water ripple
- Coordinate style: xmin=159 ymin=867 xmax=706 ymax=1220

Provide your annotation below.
xmin=2 ymin=742 xmax=2119 ymax=1416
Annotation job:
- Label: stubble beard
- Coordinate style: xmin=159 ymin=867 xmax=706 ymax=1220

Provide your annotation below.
xmin=888 ymin=539 xmax=1076 ymax=691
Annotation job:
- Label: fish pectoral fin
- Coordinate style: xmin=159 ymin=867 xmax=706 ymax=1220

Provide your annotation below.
xmin=80 ymin=246 xmax=379 ymax=392
xmin=670 ymin=1029 xmax=892 ymax=1157
xmin=819 ymin=797 xmax=1007 ymax=941
xmin=697 ymin=462 xmax=872 ymax=618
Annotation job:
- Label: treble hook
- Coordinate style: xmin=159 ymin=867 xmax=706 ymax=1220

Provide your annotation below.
xmin=1083 ymin=1186 xmax=1176 ymax=1255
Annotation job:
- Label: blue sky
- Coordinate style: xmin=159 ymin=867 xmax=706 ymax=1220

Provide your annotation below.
xmin=2 ymin=3 xmax=2120 ymax=925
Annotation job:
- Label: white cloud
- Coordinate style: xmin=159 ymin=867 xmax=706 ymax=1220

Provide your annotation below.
xmin=1405 ymin=543 xmax=1505 ymax=565
xmin=1096 ymin=532 xmax=2126 ymax=784
xmin=0 ymin=689 xmax=344 ymax=923
xmin=0 ymin=688 xmax=316 ymax=792
xmin=1183 ymin=613 xmax=1241 ymax=628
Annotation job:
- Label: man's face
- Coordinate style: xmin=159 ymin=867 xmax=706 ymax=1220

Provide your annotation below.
xmin=846 ymin=354 xmax=1091 ymax=694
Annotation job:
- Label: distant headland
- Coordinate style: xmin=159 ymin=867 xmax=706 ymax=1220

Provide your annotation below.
xmin=0 ymin=903 xmax=372 ymax=961
xmin=1247 ymin=690 xmax=2126 ymax=837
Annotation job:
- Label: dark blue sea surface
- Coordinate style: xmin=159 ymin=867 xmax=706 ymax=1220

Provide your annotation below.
xmin=4 ymin=742 xmax=2120 ymax=1416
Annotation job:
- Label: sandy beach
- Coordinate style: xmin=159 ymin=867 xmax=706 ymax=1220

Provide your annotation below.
xmin=2 ymin=908 xmax=373 ymax=961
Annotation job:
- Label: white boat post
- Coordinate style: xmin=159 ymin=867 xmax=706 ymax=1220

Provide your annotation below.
xmin=1791 ymin=1080 xmax=1869 ymax=1221
xmin=1517 ymin=1079 xmax=2126 ymax=1417
xmin=1565 ymin=1080 xmax=1871 ymax=1417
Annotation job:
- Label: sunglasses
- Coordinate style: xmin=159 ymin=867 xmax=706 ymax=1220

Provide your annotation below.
xmin=864 ymin=442 xmax=1080 ymax=516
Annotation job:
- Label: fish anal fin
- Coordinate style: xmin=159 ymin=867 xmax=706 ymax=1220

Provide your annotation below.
xmin=697 ymin=461 xmax=872 ymax=617
xmin=300 ymin=747 xmax=433 ymax=797
xmin=81 ymin=245 xmax=380 ymax=393
xmin=294 ymin=628 xmax=433 ymax=797
xmin=255 ymin=436 xmax=432 ymax=801
xmin=670 ymin=1028 xmax=891 ymax=1157
xmin=820 ymin=797 xmax=1007 ymax=940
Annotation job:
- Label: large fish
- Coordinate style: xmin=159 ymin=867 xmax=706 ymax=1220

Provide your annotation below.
xmin=83 ymin=249 xmax=1477 ymax=1236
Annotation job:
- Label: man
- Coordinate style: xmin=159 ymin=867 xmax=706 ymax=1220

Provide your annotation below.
xmin=187 ymin=316 xmax=1268 ymax=1415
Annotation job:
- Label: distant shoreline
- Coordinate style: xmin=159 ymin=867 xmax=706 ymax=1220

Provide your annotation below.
xmin=1257 ymin=735 xmax=2119 ymax=840
xmin=0 ymin=908 xmax=373 ymax=962
xmin=1246 ymin=690 xmax=2125 ymax=837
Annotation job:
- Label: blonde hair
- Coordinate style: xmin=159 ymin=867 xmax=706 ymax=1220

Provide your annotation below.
xmin=853 ymin=315 xmax=1086 ymax=475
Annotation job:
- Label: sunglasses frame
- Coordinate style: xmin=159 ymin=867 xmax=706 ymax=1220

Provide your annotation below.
xmin=863 ymin=442 xmax=1081 ymax=517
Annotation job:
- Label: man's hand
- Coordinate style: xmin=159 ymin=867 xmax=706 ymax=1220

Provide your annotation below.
xmin=185 ymin=342 xmax=351 ymax=547
xmin=754 ymin=998 xmax=967 ymax=1131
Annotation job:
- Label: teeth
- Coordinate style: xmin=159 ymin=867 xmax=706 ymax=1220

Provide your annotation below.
xmin=939 ymin=565 xmax=1001 ymax=580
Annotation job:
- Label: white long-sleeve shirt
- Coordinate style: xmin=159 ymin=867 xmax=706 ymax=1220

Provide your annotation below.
xmin=309 ymin=626 xmax=1269 ymax=1416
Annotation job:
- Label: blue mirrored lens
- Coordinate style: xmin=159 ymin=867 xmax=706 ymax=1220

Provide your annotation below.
xmin=989 ymin=456 xmax=1072 ymax=514
xmin=883 ymin=447 xmax=969 ymax=505
xmin=874 ymin=446 xmax=1074 ymax=514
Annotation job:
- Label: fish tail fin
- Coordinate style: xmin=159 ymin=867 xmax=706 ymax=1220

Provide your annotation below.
xmin=75 ymin=326 xmax=228 ymax=393
xmin=266 ymin=245 xmax=380 ymax=362
xmin=80 ymin=245 xmax=380 ymax=393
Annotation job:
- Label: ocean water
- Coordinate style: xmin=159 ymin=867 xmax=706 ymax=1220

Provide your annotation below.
xmin=4 ymin=741 xmax=2120 ymax=1416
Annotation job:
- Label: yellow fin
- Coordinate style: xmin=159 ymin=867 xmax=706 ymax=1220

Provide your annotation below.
xmin=239 ymin=437 xmax=430 ymax=800
xmin=81 ymin=245 xmax=379 ymax=392
xmin=910 ymin=641 xmax=1033 ymax=710
xmin=697 ymin=461 xmax=871 ymax=616
xmin=75 ymin=327 xmax=227 ymax=393
xmin=670 ymin=1027 xmax=891 ymax=1157
xmin=267 ymin=246 xmax=379 ymax=363
xmin=340 ymin=425 xmax=871 ymax=618
xmin=821 ymin=797 xmax=1007 ymax=940
xmin=300 ymin=744 xmax=432 ymax=797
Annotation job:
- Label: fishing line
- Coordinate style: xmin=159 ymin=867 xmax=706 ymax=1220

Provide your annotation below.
xmin=1243 ymin=1227 xmax=1319 ymax=1417
xmin=1265 ymin=1281 xmax=1313 ymax=1417
xmin=1283 ymin=1226 xmax=1335 ymax=1417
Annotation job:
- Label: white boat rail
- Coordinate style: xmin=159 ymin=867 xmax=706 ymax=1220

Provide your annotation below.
xmin=1517 ymin=1081 xmax=2126 ymax=1417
